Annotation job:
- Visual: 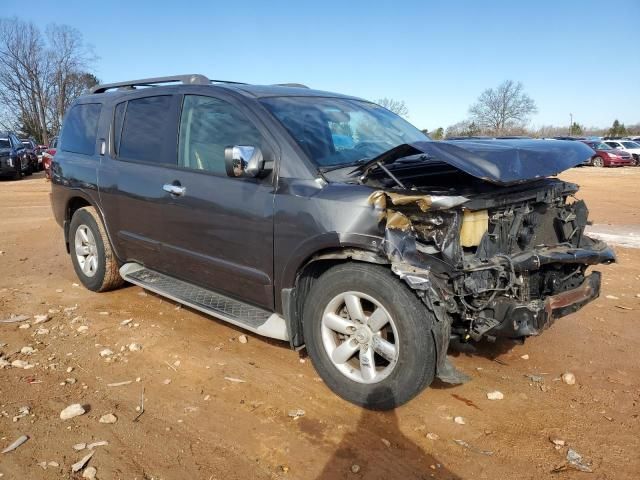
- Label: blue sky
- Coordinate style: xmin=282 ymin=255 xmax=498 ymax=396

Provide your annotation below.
xmin=5 ymin=0 xmax=639 ymax=131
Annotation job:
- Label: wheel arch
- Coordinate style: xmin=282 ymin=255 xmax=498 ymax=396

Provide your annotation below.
xmin=63 ymin=193 xmax=115 ymax=258
xmin=281 ymin=247 xmax=390 ymax=348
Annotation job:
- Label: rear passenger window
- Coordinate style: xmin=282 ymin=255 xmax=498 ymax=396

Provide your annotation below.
xmin=119 ymin=96 xmax=173 ymax=164
xmin=178 ymin=95 xmax=263 ymax=175
xmin=61 ymin=103 xmax=102 ymax=155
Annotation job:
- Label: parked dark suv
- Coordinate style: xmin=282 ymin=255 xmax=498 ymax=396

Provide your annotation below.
xmin=0 ymin=131 xmax=34 ymax=179
xmin=51 ymin=74 xmax=614 ymax=409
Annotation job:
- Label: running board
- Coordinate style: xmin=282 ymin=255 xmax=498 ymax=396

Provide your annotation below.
xmin=119 ymin=263 xmax=289 ymax=341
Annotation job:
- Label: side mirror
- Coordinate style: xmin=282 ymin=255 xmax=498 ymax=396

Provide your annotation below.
xmin=224 ymin=145 xmax=264 ymax=178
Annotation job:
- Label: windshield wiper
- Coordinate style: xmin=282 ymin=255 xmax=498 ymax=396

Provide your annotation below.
xmin=318 ymin=158 xmax=370 ymax=173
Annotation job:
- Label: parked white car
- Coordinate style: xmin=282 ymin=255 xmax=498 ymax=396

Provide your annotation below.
xmin=604 ymin=140 xmax=640 ymax=165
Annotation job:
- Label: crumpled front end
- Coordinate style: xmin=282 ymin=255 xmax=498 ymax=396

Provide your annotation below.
xmin=367 ymin=179 xmax=615 ymax=384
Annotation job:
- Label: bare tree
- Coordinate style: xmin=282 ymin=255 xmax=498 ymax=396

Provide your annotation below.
xmin=0 ymin=18 xmax=96 ymax=143
xmin=469 ymin=80 xmax=537 ymax=134
xmin=376 ymin=98 xmax=409 ymax=118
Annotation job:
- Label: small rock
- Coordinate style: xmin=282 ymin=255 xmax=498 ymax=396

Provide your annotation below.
xmin=66 ymin=378 xmax=77 ymax=384
xmin=224 ymin=376 xmax=245 ymax=383
xmin=454 ymin=416 xmax=466 ymax=425
xmin=288 ymin=409 xmax=305 ymax=418
xmin=99 ymin=348 xmax=113 ymax=357
xmin=162 ymin=379 xmax=171 ymax=385
xmin=520 ymin=354 xmax=529 ymax=360
xmin=351 ymin=464 xmax=361 ymax=474
xmin=128 ymin=343 xmax=142 ymax=352
xmin=87 ymin=440 xmax=108 ymax=449
xmin=47 ymin=461 xmax=59 ymax=467
xmin=238 ymin=335 xmax=248 ymax=344
xmin=426 ymin=432 xmax=439 ymax=440
xmin=562 ymin=372 xmax=576 ymax=385
xmin=20 ymin=346 xmax=36 ymax=355
xmin=73 ymin=443 xmax=87 ymax=451
xmin=60 ymin=404 xmax=86 ymax=420
xmin=82 ymin=466 xmax=97 ymax=479
xmin=605 ymin=295 xmax=619 ymax=300
xmin=18 ymin=323 xmax=30 ymax=329
xmin=381 ymin=438 xmax=391 ymax=448
xmin=67 ymin=366 xmax=74 ymax=373
xmin=487 ymin=391 xmax=504 ymax=400
xmin=550 ymin=438 xmax=566 ymax=450
xmin=120 ymin=319 xmax=132 ymax=326
xmin=55 ymin=289 xmax=64 ymax=293
xmin=77 ymin=326 xmax=89 ymax=333
xmin=98 ymin=311 xmax=109 ymax=316
xmin=35 ymin=327 xmax=49 ymax=335
xmin=11 ymin=359 xmax=34 ymax=369
xmin=99 ymin=413 xmax=117 ymax=424
xmin=71 ymin=451 xmax=94 ymax=473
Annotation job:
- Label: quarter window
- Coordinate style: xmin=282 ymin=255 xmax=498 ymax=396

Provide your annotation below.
xmin=61 ymin=103 xmax=102 ymax=155
xmin=119 ymin=96 xmax=173 ymax=164
xmin=178 ymin=95 xmax=263 ymax=175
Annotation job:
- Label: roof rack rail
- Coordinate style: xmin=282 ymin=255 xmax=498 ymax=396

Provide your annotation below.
xmin=90 ymin=74 xmax=211 ymax=94
xmin=273 ymin=83 xmax=309 ymax=89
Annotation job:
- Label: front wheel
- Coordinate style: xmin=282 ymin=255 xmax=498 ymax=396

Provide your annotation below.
xmin=69 ymin=206 xmax=124 ymax=292
xmin=303 ymin=263 xmax=437 ymax=409
xmin=592 ymin=156 xmax=604 ymax=167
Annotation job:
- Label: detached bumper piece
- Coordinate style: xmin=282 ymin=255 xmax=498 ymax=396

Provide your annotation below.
xmin=488 ymin=271 xmax=601 ymax=338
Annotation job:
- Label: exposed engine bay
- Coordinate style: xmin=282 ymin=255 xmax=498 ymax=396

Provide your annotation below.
xmin=363 ymin=165 xmax=615 ymax=383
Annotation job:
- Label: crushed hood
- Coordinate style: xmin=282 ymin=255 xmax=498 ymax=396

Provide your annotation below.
xmin=361 ymin=139 xmax=594 ymax=186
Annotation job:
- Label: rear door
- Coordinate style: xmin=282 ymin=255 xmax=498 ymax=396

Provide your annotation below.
xmin=98 ymin=92 xmax=182 ymax=270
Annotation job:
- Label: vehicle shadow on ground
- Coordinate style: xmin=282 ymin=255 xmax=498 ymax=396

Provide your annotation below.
xmin=316 ymin=386 xmax=462 ymax=480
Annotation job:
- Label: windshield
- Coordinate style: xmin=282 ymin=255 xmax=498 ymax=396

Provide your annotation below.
xmin=591 ymin=142 xmax=612 ymax=150
xmin=622 ymin=141 xmax=639 ymax=148
xmin=260 ymin=97 xmax=429 ymax=167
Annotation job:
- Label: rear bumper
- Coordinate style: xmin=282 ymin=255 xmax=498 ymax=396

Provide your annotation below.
xmin=489 ymin=272 xmax=601 ymax=338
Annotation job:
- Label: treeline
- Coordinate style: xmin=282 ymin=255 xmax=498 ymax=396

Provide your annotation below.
xmin=0 ymin=17 xmax=97 ymax=144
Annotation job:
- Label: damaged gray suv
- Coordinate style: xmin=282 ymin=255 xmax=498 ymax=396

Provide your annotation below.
xmin=50 ymin=74 xmax=614 ymax=409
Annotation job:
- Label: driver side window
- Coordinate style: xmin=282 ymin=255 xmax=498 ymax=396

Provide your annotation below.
xmin=178 ymin=95 xmax=263 ymax=175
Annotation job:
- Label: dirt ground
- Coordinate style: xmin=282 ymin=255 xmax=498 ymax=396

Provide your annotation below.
xmin=1 ymin=168 xmax=639 ymax=480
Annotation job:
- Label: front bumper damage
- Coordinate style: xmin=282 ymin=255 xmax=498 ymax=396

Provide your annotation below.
xmin=368 ymin=187 xmax=616 ymax=385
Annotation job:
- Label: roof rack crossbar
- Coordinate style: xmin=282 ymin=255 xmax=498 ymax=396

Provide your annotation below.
xmin=91 ymin=74 xmax=212 ymax=94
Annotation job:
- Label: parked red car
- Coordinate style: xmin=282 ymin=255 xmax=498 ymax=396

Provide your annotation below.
xmin=581 ymin=140 xmax=634 ymax=167
xmin=42 ymin=136 xmax=58 ymax=179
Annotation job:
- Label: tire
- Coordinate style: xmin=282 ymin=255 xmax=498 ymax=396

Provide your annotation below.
xmin=302 ymin=263 xmax=436 ymax=410
xmin=12 ymin=159 xmax=22 ymax=180
xmin=69 ymin=206 xmax=124 ymax=292
xmin=24 ymin=163 xmax=33 ymax=176
xmin=592 ymin=156 xmax=604 ymax=167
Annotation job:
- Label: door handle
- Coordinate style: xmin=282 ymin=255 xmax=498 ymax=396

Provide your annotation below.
xmin=163 ymin=183 xmax=186 ymax=196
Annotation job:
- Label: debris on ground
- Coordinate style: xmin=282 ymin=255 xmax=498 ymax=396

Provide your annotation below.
xmin=12 ymin=406 xmax=30 ymax=422
xmin=1 ymin=435 xmax=28 ymax=453
xmin=99 ymin=413 xmax=117 ymax=424
xmin=487 ymin=391 xmax=504 ymax=400
xmin=561 ymin=372 xmax=576 ymax=385
xmin=552 ymin=448 xmax=593 ymax=473
xmin=77 ymin=326 xmax=89 ymax=333
xmin=99 ymin=349 xmax=114 ymax=357
xmin=288 ymin=409 xmax=305 ymax=419
xmin=60 ymin=404 xmax=86 ymax=420
xmin=107 ymin=380 xmax=132 ymax=387
xmin=381 ymin=438 xmax=391 ymax=448
xmin=520 ymin=354 xmax=530 ymax=360
xmin=87 ymin=440 xmax=108 ymax=449
xmin=128 ymin=343 xmax=142 ymax=352
xmin=238 ymin=334 xmax=248 ymax=344
xmin=426 ymin=433 xmax=439 ymax=440
xmin=454 ymin=416 xmax=466 ymax=425
xmin=604 ymin=295 xmax=619 ymax=300
xmin=0 ymin=314 xmax=29 ymax=324
xmin=525 ymin=374 xmax=545 ymax=383
xmin=351 ymin=464 xmax=361 ymax=473
xmin=550 ymin=438 xmax=566 ymax=450
xmin=73 ymin=443 xmax=87 ymax=451
xmin=453 ymin=439 xmax=494 ymax=456
xmin=33 ymin=314 xmax=49 ymax=324
xmin=71 ymin=451 xmax=94 ymax=473
xmin=20 ymin=346 xmax=36 ymax=355
xmin=224 ymin=377 xmax=246 ymax=383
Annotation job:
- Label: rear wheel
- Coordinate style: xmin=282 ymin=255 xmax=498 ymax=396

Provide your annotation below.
xmin=303 ymin=263 xmax=437 ymax=409
xmin=12 ymin=159 xmax=22 ymax=180
xmin=592 ymin=156 xmax=604 ymax=167
xmin=69 ymin=206 xmax=124 ymax=292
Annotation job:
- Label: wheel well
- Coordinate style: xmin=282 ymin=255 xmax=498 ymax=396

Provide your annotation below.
xmin=288 ymin=249 xmax=389 ymax=348
xmin=64 ymin=197 xmax=92 ymax=253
